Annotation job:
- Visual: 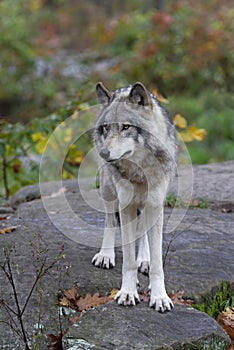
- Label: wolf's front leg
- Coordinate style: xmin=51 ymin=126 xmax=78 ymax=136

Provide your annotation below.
xmin=146 ymin=205 xmax=173 ymax=312
xmin=115 ymin=205 xmax=139 ymax=306
xmin=92 ymin=212 xmax=118 ymax=269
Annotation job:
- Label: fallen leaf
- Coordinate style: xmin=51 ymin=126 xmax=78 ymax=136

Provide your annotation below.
xmin=59 ymin=288 xmax=111 ymax=312
xmin=223 ymin=307 xmax=234 ymax=321
xmin=0 ymin=216 xmax=7 ymax=221
xmin=139 ymin=290 xmax=150 ymax=302
xmin=217 ymin=307 xmax=234 ymax=341
xmin=47 ymin=330 xmax=66 ymax=350
xmin=168 ymin=290 xmax=194 ymax=306
xmin=59 ymin=287 xmax=81 ymax=309
xmin=109 ymin=289 xmax=118 ymax=300
xmin=76 ymin=292 xmax=111 ymax=312
xmin=0 ymin=226 xmax=18 ymax=234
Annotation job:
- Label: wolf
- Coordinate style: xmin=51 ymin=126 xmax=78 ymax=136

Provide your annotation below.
xmin=92 ymin=82 xmax=177 ymax=312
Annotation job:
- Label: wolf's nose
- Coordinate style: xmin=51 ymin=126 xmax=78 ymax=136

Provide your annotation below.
xmin=99 ymin=148 xmax=110 ymax=160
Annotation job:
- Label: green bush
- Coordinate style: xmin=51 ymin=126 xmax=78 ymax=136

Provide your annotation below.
xmin=0 ymin=100 xmax=93 ymax=201
xmin=167 ymin=90 xmax=234 ymax=163
xmin=0 ymin=0 xmax=35 ymax=100
xmin=95 ymin=2 xmax=234 ymax=95
xmin=194 ymin=282 xmax=234 ymax=319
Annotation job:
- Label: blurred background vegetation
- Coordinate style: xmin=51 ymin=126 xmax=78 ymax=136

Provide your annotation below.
xmin=0 ymin=0 xmax=233 ymax=200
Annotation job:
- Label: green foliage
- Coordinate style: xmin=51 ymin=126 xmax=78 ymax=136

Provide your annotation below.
xmin=95 ymin=2 xmax=234 ymax=94
xmin=165 ymin=194 xmax=210 ymax=209
xmin=167 ymin=90 xmax=234 ymax=163
xmin=0 ymin=0 xmax=35 ymax=99
xmin=0 ymin=101 xmax=93 ymax=201
xmin=194 ymin=282 xmax=234 ymax=319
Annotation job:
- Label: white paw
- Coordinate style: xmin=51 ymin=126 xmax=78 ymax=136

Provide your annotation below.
xmin=137 ymin=260 xmax=150 ymax=276
xmin=92 ymin=252 xmax=115 ymax=269
xmin=115 ymin=289 xmax=140 ymax=306
xmin=149 ymin=294 xmax=174 ymax=312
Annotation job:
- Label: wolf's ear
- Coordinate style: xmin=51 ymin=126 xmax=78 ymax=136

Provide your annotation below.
xmin=96 ymin=82 xmax=113 ymax=104
xmin=129 ymin=82 xmax=153 ymax=108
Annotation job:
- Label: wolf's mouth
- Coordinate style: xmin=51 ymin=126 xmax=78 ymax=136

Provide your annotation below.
xmin=107 ymin=150 xmax=132 ymax=162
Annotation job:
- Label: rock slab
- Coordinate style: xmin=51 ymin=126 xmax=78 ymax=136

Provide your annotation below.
xmin=65 ymin=304 xmax=230 ymax=350
xmin=0 ymin=161 xmax=233 ymax=349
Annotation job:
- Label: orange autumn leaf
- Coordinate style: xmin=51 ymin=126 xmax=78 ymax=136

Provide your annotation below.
xmin=152 ymin=89 xmax=169 ymax=104
xmin=0 ymin=226 xmax=18 ymax=234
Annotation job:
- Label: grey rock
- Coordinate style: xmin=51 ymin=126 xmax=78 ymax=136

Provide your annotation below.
xmin=0 ymin=162 xmax=233 ymax=349
xmin=169 ymin=160 xmax=234 ymax=204
xmin=10 ymin=161 xmax=234 ymax=207
xmin=0 ymin=206 xmax=14 ymax=214
xmin=65 ymin=303 xmax=230 ymax=350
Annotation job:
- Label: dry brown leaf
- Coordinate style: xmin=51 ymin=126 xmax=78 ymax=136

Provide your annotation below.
xmin=223 ymin=307 xmax=234 ymax=321
xmin=76 ymin=292 xmax=111 ymax=312
xmin=47 ymin=330 xmax=66 ymax=350
xmin=59 ymin=288 xmax=111 ymax=312
xmin=168 ymin=290 xmax=194 ymax=306
xmin=139 ymin=290 xmax=150 ymax=302
xmin=0 ymin=226 xmax=18 ymax=234
xmin=0 ymin=216 xmax=7 ymax=221
xmin=59 ymin=287 xmax=81 ymax=309
xmin=217 ymin=308 xmax=234 ymax=341
xmin=227 ymin=345 xmax=234 ymax=350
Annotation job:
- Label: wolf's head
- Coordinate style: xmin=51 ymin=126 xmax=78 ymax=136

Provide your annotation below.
xmin=94 ymin=81 xmax=177 ymax=168
xmin=94 ymin=82 xmax=156 ymax=163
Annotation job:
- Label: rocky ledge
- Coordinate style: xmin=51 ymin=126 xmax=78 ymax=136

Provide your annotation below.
xmin=0 ymin=161 xmax=233 ymax=349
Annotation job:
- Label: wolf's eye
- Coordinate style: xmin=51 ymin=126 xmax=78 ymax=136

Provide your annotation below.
xmin=121 ymin=124 xmax=130 ymax=131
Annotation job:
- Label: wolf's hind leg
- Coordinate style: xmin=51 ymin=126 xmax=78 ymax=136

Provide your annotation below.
xmin=137 ymin=234 xmax=150 ymax=276
xmin=92 ymin=212 xmax=118 ymax=269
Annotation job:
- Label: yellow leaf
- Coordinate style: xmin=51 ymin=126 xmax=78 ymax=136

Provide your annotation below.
xmin=152 ymin=89 xmax=169 ymax=104
xmin=188 ymin=125 xmax=207 ymax=141
xmin=32 ymin=132 xmax=48 ymax=154
xmin=109 ymin=289 xmax=118 ymax=300
xmin=177 ymin=131 xmax=193 ymax=142
xmin=66 ymin=147 xmax=83 ymax=166
xmin=31 ymin=132 xmax=42 ymax=142
xmin=173 ymin=114 xmax=188 ymax=129
xmin=64 ymin=128 xmax=73 ymax=142
xmin=71 ymin=111 xmax=79 ymax=120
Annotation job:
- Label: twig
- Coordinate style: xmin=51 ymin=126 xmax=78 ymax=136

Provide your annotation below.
xmin=21 ymin=260 xmax=46 ymax=317
xmin=2 ymin=151 xmax=9 ymax=199
xmin=3 ymin=251 xmax=30 ymax=350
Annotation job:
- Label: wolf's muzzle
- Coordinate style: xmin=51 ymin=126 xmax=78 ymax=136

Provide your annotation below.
xmin=99 ymin=148 xmax=110 ymax=161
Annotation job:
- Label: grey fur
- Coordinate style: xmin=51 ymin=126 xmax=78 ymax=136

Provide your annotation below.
xmin=92 ymin=82 xmax=177 ymax=311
